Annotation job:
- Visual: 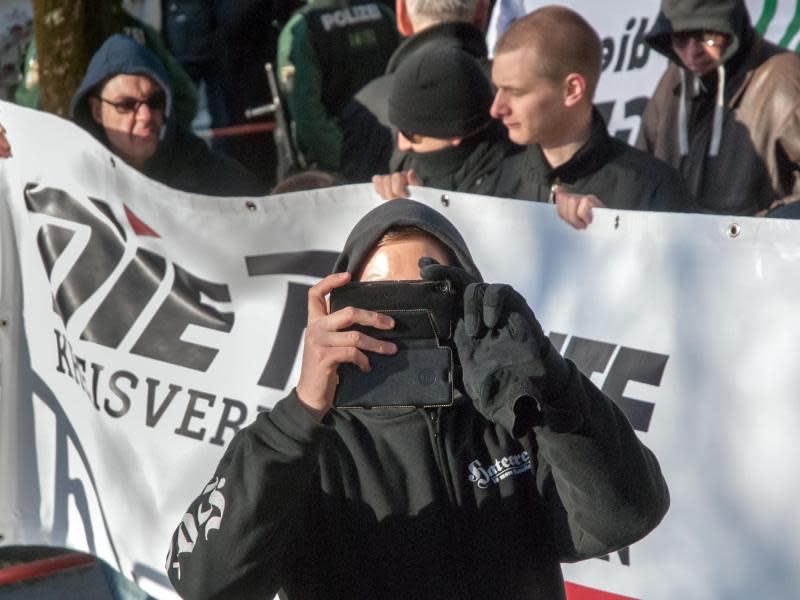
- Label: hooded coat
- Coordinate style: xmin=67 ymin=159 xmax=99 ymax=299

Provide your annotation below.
xmin=166 ymin=200 xmax=669 ymax=600
xmin=636 ymin=0 xmax=800 ymax=215
xmin=71 ymin=35 xmax=263 ymax=197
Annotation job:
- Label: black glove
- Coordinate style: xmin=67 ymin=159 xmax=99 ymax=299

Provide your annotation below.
xmin=419 ymin=258 xmax=571 ymax=435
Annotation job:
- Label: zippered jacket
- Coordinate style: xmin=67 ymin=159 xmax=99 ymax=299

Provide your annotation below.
xmin=492 ymin=108 xmax=692 ymax=211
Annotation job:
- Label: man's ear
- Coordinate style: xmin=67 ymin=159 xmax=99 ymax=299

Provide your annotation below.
xmin=563 ymin=73 xmax=587 ymax=108
xmin=473 ymin=0 xmax=491 ymax=31
xmin=89 ymin=96 xmax=103 ymax=124
xmin=396 ymin=0 xmax=414 ymax=36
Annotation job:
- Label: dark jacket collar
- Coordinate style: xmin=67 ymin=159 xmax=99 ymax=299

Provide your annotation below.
xmin=385 ymin=21 xmax=487 ymax=74
xmin=525 ymin=108 xmax=615 ymax=184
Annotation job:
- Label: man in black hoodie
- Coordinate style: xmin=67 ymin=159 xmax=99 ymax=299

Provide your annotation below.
xmin=166 ymin=199 xmax=669 ymax=599
xmin=636 ymin=0 xmax=800 ymax=215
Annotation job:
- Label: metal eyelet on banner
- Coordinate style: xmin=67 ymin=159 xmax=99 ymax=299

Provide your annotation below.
xmin=245 ymin=200 xmax=257 ymax=211
xmin=727 ymin=223 xmax=741 ymax=238
xmin=440 ymin=194 xmax=450 ymax=207
xmin=0 ymin=318 xmax=8 ymax=327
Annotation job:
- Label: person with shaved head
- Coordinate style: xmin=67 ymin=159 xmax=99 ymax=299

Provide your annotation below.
xmin=488 ymin=6 xmax=692 ymax=228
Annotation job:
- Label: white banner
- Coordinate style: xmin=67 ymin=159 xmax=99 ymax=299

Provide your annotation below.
xmin=1 ymin=101 xmax=800 ymax=599
xmin=487 ymin=0 xmax=800 ymax=144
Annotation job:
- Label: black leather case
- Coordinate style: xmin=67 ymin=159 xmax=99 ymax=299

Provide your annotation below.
xmin=330 ymin=281 xmax=456 ymax=409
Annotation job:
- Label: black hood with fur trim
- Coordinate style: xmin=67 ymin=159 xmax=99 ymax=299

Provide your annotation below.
xmin=333 ymin=199 xmax=482 ymax=282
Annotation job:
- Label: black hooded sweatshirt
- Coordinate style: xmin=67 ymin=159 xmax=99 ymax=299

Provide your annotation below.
xmin=71 ymin=34 xmax=264 ymax=197
xmin=166 ymin=200 xmax=669 ymax=600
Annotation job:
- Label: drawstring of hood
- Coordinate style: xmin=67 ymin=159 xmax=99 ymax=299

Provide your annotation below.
xmin=710 ymin=64 xmax=725 ymax=157
xmin=677 ymin=63 xmax=726 ymax=157
xmin=678 ymin=69 xmax=689 ymax=155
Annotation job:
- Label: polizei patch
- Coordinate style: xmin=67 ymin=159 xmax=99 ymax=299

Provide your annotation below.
xmin=319 ymin=4 xmax=382 ymax=32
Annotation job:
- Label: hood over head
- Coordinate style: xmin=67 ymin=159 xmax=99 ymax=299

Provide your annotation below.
xmin=333 ymin=199 xmax=482 ymax=281
xmin=645 ymin=0 xmax=751 ymax=65
xmin=70 ymin=34 xmax=174 ymax=143
xmin=646 ymin=0 xmax=753 ymax=159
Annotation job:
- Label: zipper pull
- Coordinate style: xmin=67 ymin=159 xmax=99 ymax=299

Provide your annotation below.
xmin=548 ymin=177 xmax=560 ymax=204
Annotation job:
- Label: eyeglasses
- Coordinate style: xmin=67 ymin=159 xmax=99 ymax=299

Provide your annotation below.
xmin=671 ymin=30 xmax=729 ymax=48
xmin=97 ymin=91 xmax=167 ymax=114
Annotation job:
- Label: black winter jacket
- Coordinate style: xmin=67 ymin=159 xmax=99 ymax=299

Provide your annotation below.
xmin=166 ymin=200 xmax=670 ymax=600
xmin=494 ymin=109 xmax=693 ymax=211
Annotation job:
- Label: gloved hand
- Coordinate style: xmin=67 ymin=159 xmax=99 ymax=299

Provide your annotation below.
xmin=419 ymin=257 xmax=571 ymax=435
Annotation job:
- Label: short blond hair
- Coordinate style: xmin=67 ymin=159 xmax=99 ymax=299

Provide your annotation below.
xmin=494 ymin=5 xmax=602 ymax=99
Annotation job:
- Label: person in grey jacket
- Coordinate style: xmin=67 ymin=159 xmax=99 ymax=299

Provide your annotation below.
xmin=166 ymin=198 xmax=669 ymax=599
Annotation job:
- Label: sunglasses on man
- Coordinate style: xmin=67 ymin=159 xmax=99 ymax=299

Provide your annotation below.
xmin=671 ymin=30 xmax=729 ymax=48
xmin=97 ymin=91 xmax=167 ymax=114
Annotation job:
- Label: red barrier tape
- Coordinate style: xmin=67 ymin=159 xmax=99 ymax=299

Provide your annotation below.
xmin=194 ymin=121 xmax=277 ymax=139
xmin=0 ymin=553 xmax=95 ymax=585
xmin=566 ymin=581 xmax=638 ymax=600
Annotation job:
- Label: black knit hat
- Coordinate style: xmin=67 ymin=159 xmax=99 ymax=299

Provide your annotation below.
xmin=388 ymin=47 xmax=493 ymax=139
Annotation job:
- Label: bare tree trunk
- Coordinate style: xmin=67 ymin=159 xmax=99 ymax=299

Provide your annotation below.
xmin=31 ymin=0 xmax=115 ymax=116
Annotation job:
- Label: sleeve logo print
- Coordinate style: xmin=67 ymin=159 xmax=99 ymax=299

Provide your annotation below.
xmin=467 ymin=451 xmax=532 ymax=488
xmin=166 ymin=477 xmax=227 ymax=579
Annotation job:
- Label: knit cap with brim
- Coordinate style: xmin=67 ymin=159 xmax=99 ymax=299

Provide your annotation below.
xmin=388 ymin=46 xmax=493 ymax=139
